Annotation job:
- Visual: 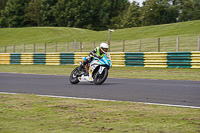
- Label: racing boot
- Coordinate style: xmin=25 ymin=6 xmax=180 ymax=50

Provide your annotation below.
xmin=84 ymin=70 xmax=89 ymax=76
xmin=79 ymin=62 xmax=85 ymax=71
xmin=79 ymin=59 xmax=90 ymax=75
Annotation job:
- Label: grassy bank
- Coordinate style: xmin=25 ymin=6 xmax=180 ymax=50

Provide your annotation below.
xmin=1 ymin=20 xmax=200 ymax=45
xmin=0 ymin=64 xmax=200 ymax=81
xmin=1 ymin=20 xmax=200 ymax=52
xmin=0 ymin=94 xmax=199 ymax=133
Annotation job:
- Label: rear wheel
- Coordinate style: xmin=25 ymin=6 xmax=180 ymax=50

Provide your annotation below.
xmin=93 ymin=68 xmax=108 ymax=85
xmin=69 ymin=67 xmax=80 ymax=84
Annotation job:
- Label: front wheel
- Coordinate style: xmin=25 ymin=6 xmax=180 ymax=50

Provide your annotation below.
xmin=69 ymin=67 xmax=80 ymax=84
xmin=93 ymin=68 xmax=108 ymax=85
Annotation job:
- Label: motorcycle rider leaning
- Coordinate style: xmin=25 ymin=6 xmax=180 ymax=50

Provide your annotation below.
xmin=80 ymin=42 xmax=109 ymax=71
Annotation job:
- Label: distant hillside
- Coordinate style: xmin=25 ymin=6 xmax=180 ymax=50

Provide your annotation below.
xmin=0 ymin=20 xmax=200 ymax=45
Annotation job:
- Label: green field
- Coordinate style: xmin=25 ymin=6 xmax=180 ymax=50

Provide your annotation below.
xmin=0 ymin=93 xmax=200 ymax=133
xmin=0 ymin=20 xmax=200 ymax=52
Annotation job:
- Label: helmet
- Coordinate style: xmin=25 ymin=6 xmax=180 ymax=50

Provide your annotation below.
xmin=100 ymin=43 xmax=109 ymax=53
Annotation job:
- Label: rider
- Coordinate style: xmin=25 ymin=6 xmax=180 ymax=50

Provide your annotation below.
xmin=80 ymin=42 xmax=109 ymax=70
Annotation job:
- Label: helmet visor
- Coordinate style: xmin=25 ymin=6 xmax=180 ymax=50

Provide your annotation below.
xmin=103 ymin=48 xmax=108 ymax=52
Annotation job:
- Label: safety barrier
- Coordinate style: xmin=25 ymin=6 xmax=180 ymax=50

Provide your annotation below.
xmin=0 ymin=53 xmax=74 ymax=65
xmin=125 ymin=51 xmax=200 ymax=68
xmin=0 ymin=52 xmax=200 ymax=68
xmin=72 ymin=52 xmax=126 ymax=67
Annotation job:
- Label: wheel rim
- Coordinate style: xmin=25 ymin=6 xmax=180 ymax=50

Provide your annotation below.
xmin=70 ymin=68 xmax=79 ymax=81
xmin=96 ymin=71 xmax=105 ymax=82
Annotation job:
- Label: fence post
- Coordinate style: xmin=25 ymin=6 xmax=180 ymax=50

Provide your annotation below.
xmin=139 ymin=39 xmax=141 ymax=52
xmin=23 ymin=44 xmax=25 ymax=53
xmin=198 ymin=36 xmax=200 ymax=51
xmin=55 ymin=43 xmax=57 ymax=52
xmin=13 ymin=44 xmax=15 ymax=53
xmin=67 ymin=42 xmax=69 ymax=52
xmin=158 ymin=38 xmax=160 ymax=52
xmin=122 ymin=40 xmax=125 ymax=52
xmin=176 ymin=37 xmax=179 ymax=52
xmin=80 ymin=42 xmax=82 ymax=52
xmin=4 ymin=45 xmax=7 ymax=53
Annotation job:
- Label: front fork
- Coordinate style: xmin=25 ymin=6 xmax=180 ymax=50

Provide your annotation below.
xmin=98 ymin=66 xmax=105 ymax=74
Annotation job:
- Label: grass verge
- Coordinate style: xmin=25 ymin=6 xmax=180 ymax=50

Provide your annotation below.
xmin=0 ymin=93 xmax=200 ymax=133
xmin=0 ymin=64 xmax=200 ymax=81
xmin=1 ymin=20 xmax=200 ymax=52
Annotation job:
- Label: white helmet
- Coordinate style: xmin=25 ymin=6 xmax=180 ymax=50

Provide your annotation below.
xmin=100 ymin=43 xmax=109 ymax=53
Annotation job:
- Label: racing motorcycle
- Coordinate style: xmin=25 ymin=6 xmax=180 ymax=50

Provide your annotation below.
xmin=69 ymin=53 xmax=112 ymax=85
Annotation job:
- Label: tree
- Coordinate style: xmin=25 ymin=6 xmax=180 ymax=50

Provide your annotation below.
xmin=193 ymin=0 xmax=200 ymax=20
xmin=41 ymin=0 xmax=58 ymax=26
xmin=0 ymin=0 xmax=8 ymax=11
xmin=0 ymin=0 xmax=8 ymax=25
xmin=52 ymin=0 xmax=72 ymax=27
xmin=1 ymin=0 xmax=30 ymax=27
xmin=140 ymin=0 xmax=178 ymax=26
xmin=105 ymin=0 xmax=130 ymax=29
xmin=52 ymin=0 xmax=130 ymax=30
xmin=25 ymin=0 xmax=43 ymax=26
xmin=70 ymin=0 xmax=93 ymax=28
xmin=120 ymin=1 xmax=141 ymax=28
xmin=0 ymin=0 xmax=8 ymax=14
xmin=179 ymin=0 xmax=200 ymax=21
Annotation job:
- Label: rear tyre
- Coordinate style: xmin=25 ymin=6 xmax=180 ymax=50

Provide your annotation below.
xmin=93 ymin=68 xmax=108 ymax=85
xmin=69 ymin=67 xmax=80 ymax=84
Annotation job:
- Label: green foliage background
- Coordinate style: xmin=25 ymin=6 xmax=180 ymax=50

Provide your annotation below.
xmin=0 ymin=0 xmax=200 ymax=30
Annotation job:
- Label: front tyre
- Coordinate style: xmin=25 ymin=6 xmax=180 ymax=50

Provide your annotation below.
xmin=69 ymin=67 xmax=80 ymax=84
xmin=93 ymin=68 xmax=108 ymax=85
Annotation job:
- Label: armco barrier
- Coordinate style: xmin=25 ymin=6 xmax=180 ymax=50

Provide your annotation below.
xmin=33 ymin=53 xmax=46 ymax=65
xmin=0 ymin=53 xmax=10 ymax=64
xmin=60 ymin=53 xmax=74 ymax=65
xmin=111 ymin=52 xmax=125 ymax=67
xmin=191 ymin=51 xmax=200 ymax=68
xmin=74 ymin=52 xmax=89 ymax=65
xmin=10 ymin=53 xmax=21 ymax=64
xmin=125 ymin=52 xmax=169 ymax=67
xmin=0 ymin=52 xmax=200 ymax=68
xmin=0 ymin=53 xmax=74 ymax=65
xmin=73 ymin=52 xmax=125 ymax=66
xmin=125 ymin=52 xmax=144 ymax=67
xmin=167 ymin=52 xmax=191 ymax=68
xmin=21 ymin=53 xmax=33 ymax=65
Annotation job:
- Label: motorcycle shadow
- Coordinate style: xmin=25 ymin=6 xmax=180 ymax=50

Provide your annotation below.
xmin=69 ymin=82 xmax=120 ymax=86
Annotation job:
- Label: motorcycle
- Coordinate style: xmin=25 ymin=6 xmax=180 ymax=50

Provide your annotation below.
xmin=69 ymin=53 xmax=112 ymax=85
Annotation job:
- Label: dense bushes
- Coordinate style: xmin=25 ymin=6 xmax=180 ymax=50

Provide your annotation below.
xmin=0 ymin=0 xmax=200 ymax=30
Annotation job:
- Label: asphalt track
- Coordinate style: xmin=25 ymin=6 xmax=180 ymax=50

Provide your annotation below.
xmin=0 ymin=73 xmax=200 ymax=107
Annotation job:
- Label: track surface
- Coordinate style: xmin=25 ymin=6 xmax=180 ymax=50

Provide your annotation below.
xmin=0 ymin=73 xmax=200 ymax=107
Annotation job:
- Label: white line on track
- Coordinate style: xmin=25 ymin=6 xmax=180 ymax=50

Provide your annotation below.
xmin=0 ymin=92 xmax=200 ymax=109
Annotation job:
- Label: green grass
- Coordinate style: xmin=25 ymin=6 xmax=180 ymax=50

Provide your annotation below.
xmin=0 ymin=93 xmax=200 ymax=133
xmin=1 ymin=21 xmax=200 ymax=132
xmin=0 ymin=20 xmax=200 ymax=52
xmin=1 ymin=64 xmax=200 ymax=81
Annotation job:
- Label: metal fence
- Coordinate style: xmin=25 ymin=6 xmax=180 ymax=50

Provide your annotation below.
xmin=1 ymin=36 xmax=200 ymax=53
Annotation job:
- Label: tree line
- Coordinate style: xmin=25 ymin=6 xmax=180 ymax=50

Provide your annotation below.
xmin=0 ymin=0 xmax=200 ymax=31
